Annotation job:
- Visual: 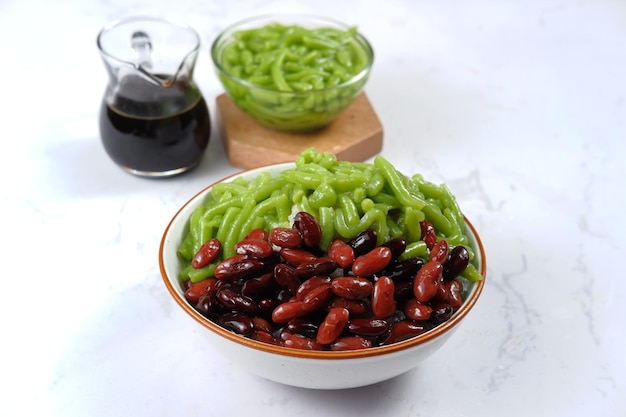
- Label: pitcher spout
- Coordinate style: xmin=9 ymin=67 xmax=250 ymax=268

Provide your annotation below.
xmin=97 ymin=16 xmax=201 ymax=89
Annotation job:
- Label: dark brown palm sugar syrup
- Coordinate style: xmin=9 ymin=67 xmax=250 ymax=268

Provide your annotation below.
xmin=99 ymin=74 xmax=210 ymax=177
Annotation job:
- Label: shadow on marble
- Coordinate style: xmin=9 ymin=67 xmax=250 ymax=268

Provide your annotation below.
xmin=47 ymin=268 xmax=430 ymax=416
xmin=38 ymin=124 xmax=238 ymax=199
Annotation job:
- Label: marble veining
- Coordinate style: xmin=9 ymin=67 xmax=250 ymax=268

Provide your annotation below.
xmin=0 ymin=0 xmax=624 ymax=416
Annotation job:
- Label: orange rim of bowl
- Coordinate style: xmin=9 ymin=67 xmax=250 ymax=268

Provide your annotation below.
xmin=159 ymin=165 xmax=486 ymax=360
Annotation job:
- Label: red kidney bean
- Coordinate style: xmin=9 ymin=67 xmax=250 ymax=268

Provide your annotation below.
xmin=327 ymin=239 xmax=355 ymax=268
xmin=245 ymin=228 xmax=269 ymax=241
xmin=382 ymin=257 xmax=424 ymax=281
xmin=419 ymin=220 xmax=437 ymax=250
xmin=216 ymin=312 xmax=254 ymax=336
xmin=269 ymin=227 xmax=303 ymax=248
xmin=380 ymin=320 xmax=426 ymax=345
xmin=295 ymin=276 xmax=332 ymax=301
xmin=331 ymin=336 xmax=373 ymax=351
xmin=371 ymin=276 xmax=396 ymax=319
xmin=186 ymin=217 xmax=469 ymax=351
xmin=222 ymin=258 xmax=265 ymax=281
xmin=184 ymin=277 xmax=217 ymax=304
xmin=316 ymin=307 xmax=350 ymax=345
xmin=273 ymin=263 xmax=301 ymax=293
xmin=347 ymin=318 xmax=390 ymax=336
xmin=435 ymin=278 xmax=449 ymax=303
xmin=251 ymin=330 xmax=279 ymax=345
xmin=213 ymin=254 xmax=240 ymax=279
xmin=404 ymin=298 xmax=433 ymax=321
xmin=191 ymin=238 xmax=222 ymax=269
xmin=301 ymin=283 xmax=334 ymax=312
xmin=429 ymin=239 xmax=449 ymax=264
xmin=214 ymin=277 xmax=240 ymax=293
xmin=286 ymin=318 xmax=319 ymax=338
xmin=271 ymin=301 xmax=308 ymax=323
xmin=431 ymin=303 xmax=454 ymax=324
xmin=443 ymin=245 xmax=470 ymax=282
xmin=446 ymin=279 xmax=464 ymax=308
xmin=195 ymin=293 xmax=217 ymax=317
xmin=394 ymin=280 xmax=414 ymax=303
xmin=293 ymin=211 xmax=322 ymax=248
xmin=277 ymin=329 xmax=292 ymax=341
xmin=251 ymin=317 xmax=272 ymax=334
xmin=241 ymin=272 xmax=275 ymax=299
xmin=213 ymin=254 xmax=245 ymax=279
xmin=258 ymin=297 xmax=277 ymax=317
xmin=413 ymin=261 xmax=442 ymax=303
xmin=327 ymin=297 xmax=368 ymax=315
xmin=282 ymin=333 xmax=324 ymax=350
xmin=331 ymin=277 xmax=373 ymax=300
xmin=275 ymin=288 xmax=293 ymax=303
xmin=279 ymin=248 xmax=318 ymax=266
xmin=217 ymin=289 xmax=258 ymax=315
xmin=382 ymin=238 xmax=407 ymax=260
xmin=352 ymin=246 xmax=392 ymax=277
xmin=349 ymin=229 xmax=377 ymax=256
xmin=295 ymin=257 xmax=337 ymax=280
xmin=235 ymin=238 xmax=274 ymax=258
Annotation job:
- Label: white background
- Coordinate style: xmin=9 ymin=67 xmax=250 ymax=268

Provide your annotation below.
xmin=0 ymin=0 xmax=624 ymax=416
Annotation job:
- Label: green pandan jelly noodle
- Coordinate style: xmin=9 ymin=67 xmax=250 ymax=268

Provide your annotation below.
xmin=177 ymin=148 xmax=482 ymax=284
xmin=212 ymin=21 xmax=373 ymax=131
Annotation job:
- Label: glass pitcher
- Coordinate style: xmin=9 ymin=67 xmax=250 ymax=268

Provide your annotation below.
xmin=97 ymin=17 xmax=211 ymax=177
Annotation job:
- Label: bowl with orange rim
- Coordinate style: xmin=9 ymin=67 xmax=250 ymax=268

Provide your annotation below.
xmin=159 ymin=158 xmax=486 ymax=389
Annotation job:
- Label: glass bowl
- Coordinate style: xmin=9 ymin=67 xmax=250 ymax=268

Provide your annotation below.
xmin=210 ymin=15 xmax=374 ymax=132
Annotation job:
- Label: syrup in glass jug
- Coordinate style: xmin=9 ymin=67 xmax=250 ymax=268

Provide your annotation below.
xmin=97 ymin=17 xmax=210 ymax=177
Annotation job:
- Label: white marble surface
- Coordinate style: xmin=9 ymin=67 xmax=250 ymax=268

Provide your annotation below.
xmin=1 ymin=0 xmax=624 ymax=415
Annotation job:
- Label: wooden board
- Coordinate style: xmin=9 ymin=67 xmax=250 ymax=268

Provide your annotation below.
xmin=216 ymin=92 xmax=384 ymax=169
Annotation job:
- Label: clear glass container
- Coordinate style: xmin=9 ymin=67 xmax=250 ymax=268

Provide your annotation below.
xmin=97 ymin=16 xmax=211 ymax=177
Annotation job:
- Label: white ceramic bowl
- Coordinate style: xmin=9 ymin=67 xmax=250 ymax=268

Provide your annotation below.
xmin=159 ymin=163 xmax=486 ymax=389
